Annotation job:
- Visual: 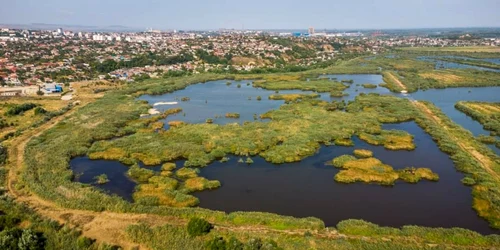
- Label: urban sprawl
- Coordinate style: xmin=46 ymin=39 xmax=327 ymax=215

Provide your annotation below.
xmin=0 ymin=27 xmax=498 ymax=96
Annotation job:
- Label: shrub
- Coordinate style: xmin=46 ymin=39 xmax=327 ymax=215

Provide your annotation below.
xmin=0 ymin=214 xmax=21 ymax=230
xmin=225 ymin=113 xmax=240 ymax=118
xmin=245 ymin=157 xmax=254 ymax=164
xmin=461 ymin=177 xmax=476 ymax=186
xmin=33 ymin=107 xmax=47 ymax=115
xmin=76 ymin=236 xmax=95 ymax=249
xmin=332 ymin=155 xmax=356 ymax=168
xmin=477 ymin=135 xmax=496 ymax=144
xmin=127 ymin=164 xmax=155 ymax=182
xmin=0 ymin=145 xmax=7 ymax=166
xmin=18 ymin=229 xmax=45 ymax=250
xmin=187 ymin=218 xmax=212 ymax=237
xmin=5 ymin=103 xmax=37 ymax=116
xmin=362 ymin=83 xmax=377 ymax=89
xmin=244 ymin=238 xmax=262 ymax=250
xmin=94 ymin=174 xmax=109 ymax=185
xmin=206 ymin=236 xmax=226 ymax=250
xmin=226 ymin=237 xmax=244 ymax=250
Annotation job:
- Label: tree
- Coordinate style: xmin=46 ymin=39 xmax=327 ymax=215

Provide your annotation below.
xmin=18 ymin=229 xmax=45 ymax=250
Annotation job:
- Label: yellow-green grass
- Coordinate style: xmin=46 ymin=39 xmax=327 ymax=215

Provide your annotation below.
xmin=168 ymin=120 xmax=186 ymax=128
xmin=418 ymin=69 xmax=500 ymax=87
xmin=132 ymin=167 xmax=220 ymax=207
xmin=358 ymin=130 xmax=415 ymax=150
xmin=332 ymin=156 xmax=439 ymax=185
xmin=225 ymin=113 xmax=240 ymax=118
xmin=397 ymin=167 xmax=439 ymax=183
xmin=362 ymin=83 xmax=377 ymax=89
xmin=455 ymin=101 xmax=500 ymax=136
xmin=268 ymin=93 xmax=320 ymax=102
xmin=0 ymin=97 xmax=70 ymax=138
xmin=353 ymin=149 xmax=373 ymax=158
xmin=253 ymin=79 xmax=348 ymax=92
xmin=181 ymin=177 xmax=221 ymax=192
xmin=175 ymin=167 xmax=200 ymax=179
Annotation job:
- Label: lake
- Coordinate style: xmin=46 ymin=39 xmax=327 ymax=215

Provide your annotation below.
xmin=416 ymin=56 xmax=500 ymax=73
xmin=71 ymin=74 xmax=500 ymax=234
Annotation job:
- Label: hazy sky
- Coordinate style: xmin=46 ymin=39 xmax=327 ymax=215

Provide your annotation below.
xmin=1 ymin=0 xmax=499 ymax=30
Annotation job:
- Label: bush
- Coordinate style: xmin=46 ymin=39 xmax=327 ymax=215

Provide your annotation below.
xmin=18 ymin=229 xmax=45 ymax=250
xmin=0 ymin=214 xmax=20 ymax=231
xmin=76 ymin=236 xmax=95 ymax=248
xmin=5 ymin=103 xmax=37 ymax=116
xmin=362 ymin=83 xmax=377 ymax=89
xmin=206 ymin=236 xmax=226 ymax=250
xmin=187 ymin=218 xmax=212 ymax=237
xmin=461 ymin=177 xmax=476 ymax=186
xmin=94 ymin=174 xmax=109 ymax=185
xmin=477 ymin=135 xmax=496 ymax=144
xmin=226 ymin=237 xmax=244 ymax=250
xmin=33 ymin=107 xmax=47 ymax=115
xmin=0 ymin=145 xmax=7 ymax=166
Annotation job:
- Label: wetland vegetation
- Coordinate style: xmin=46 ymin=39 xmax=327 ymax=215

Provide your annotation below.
xmin=332 ymin=154 xmax=438 ymax=185
xmin=455 ymin=101 xmax=500 ymax=136
xmin=7 ymin=50 xmax=500 ymax=248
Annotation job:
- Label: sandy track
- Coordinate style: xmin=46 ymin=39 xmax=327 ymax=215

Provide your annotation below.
xmin=387 ymin=72 xmax=407 ymax=91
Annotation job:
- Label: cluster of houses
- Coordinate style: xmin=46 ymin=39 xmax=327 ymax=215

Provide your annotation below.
xmin=1 ymin=27 xmax=498 ymax=96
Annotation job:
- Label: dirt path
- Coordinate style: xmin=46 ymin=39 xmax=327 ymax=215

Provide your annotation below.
xmin=387 ymin=72 xmax=407 ymax=91
xmin=413 ymin=101 xmax=500 ymax=181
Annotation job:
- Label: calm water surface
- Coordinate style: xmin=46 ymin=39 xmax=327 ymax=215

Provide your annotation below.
xmin=417 ymin=56 xmax=500 ymax=72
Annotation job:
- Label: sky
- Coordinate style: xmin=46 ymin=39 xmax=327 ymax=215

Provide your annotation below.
xmin=1 ymin=0 xmax=499 ymax=30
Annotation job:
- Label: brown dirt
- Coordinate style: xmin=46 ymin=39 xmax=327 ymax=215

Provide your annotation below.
xmin=386 ymin=72 xmax=407 ymax=90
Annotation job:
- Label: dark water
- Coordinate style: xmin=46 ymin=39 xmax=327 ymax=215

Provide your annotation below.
xmin=417 ymin=56 xmax=500 ymax=72
xmin=71 ymin=157 xmax=136 ymax=201
xmin=194 ymin=122 xmax=496 ymax=234
xmin=71 ymin=74 xmax=500 ymax=234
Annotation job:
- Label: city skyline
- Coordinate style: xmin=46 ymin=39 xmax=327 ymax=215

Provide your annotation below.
xmin=2 ymin=0 xmax=499 ymax=30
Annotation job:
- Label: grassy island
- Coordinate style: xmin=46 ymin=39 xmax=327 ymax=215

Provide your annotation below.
xmin=332 ymin=154 xmax=439 ymax=185
xmin=268 ymin=93 xmax=320 ymax=102
xmin=362 ymin=83 xmax=377 ymax=89
xmin=455 ymin=101 xmax=500 ymax=136
xmin=252 ymin=78 xmax=348 ymax=92
xmin=353 ymin=149 xmax=373 ymax=158
xmin=225 ymin=112 xmax=240 ymax=118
